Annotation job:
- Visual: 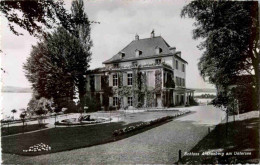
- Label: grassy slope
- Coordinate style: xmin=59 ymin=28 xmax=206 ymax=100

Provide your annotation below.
xmin=180 ymin=118 xmax=259 ymax=164
xmin=2 ymin=120 xmax=170 ymax=156
xmin=1 ymin=124 xmax=48 ymax=136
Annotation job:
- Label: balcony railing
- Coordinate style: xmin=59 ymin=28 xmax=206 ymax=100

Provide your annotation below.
xmin=105 ymin=63 xmax=173 ymax=71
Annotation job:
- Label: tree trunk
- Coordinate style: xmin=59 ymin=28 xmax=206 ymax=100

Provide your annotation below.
xmin=233 ymin=103 xmax=235 ymax=122
xmin=78 ymin=77 xmax=86 ymax=111
xmin=55 ymin=114 xmax=57 ymax=128
xmin=226 ymin=109 xmax=229 ymax=138
xmin=23 ymin=121 xmax=25 ymax=133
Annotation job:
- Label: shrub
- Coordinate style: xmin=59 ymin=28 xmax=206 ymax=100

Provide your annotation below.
xmin=108 ymin=106 xmax=118 ymax=111
xmin=85 ymin=96 xmax=101 ymax=112
xmin=28 ymin=96 xmax=53 ymax=115
xmin=113 ymin=116 xmax=174 ymax=136
xmin=59 ymin=100 xmax=78 ymax=113
xmin=189 ymin=97 xmax=199 ymax=106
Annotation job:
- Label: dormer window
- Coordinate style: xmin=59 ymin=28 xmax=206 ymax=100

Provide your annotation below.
xmin=135 ymin=50 xmax=142 ymax=57
xmin=132 ymin=61 xmax=138 ymax=67
xmin=155 ymin=47 xmax=163 ymax=55
xmin=113 ymin=63 xmax=119 ymax=68
xmin=155 ymin=59 xmax=161 ymax=65
xmin=121 ymin=52 xmax=125 ymax=59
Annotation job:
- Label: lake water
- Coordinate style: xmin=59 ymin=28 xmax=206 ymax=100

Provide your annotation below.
xmin=194 ymin=91 xmax=216 ymax=105
xmin=194 ymin=92 xmax=216 ymax=96
xmin=1 ymin=92 xmax=32 ymax=119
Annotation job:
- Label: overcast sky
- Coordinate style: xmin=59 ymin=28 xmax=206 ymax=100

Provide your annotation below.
xmin=1 ymin=0 xmax=214 ymax=89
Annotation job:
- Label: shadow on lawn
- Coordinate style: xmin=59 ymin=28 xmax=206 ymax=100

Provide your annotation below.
xmin=179 ymin=118 xmax=259 ymax=164
xmin=2 ymin=119 xmax=172 ymax=156
xmin=1 ymin=124 xmax=48 ymax=136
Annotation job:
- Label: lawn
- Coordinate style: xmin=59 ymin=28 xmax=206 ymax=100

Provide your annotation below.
xmin=1 ymin=124 xmax=48 ymax=136
xmin=180 ymin=118 xmax=259 ymax=164
xmin=2 ymin=120 xmax=171 ymax=156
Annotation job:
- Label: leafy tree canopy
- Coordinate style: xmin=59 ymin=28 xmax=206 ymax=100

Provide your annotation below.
xmin=0 ymin=0 xmax=70 ymax=37
xmin=181 ymin=1 xmax=259 ymax=87
xmin=0 ymin=0 xmax=99 ymax=37
xmin=70 ymin=0 xmax=92 ymax=109
xmin=24 ymin=27 xmax=91 ymax=108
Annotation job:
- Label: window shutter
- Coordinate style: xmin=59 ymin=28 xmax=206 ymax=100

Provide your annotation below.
xmin=117 ymin=73 xmax=119 ymax=86
xmin=123 ymin=73 xmax=127 ymax=86
xmin=124 ymin=96 xmax=128 ymax=106
xmin=86 ymin=75 xmax=90 ymax=91
xmin=109 ymin=97 xmax=113 ymax=106
xmin=96 ymin=75 xmax=101 ymax=91
xmin=109 ymin=74 xmax=113 ymax=86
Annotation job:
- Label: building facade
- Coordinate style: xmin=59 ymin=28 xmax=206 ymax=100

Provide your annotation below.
xmin=86 ymin=32 xmax=194 ymax=110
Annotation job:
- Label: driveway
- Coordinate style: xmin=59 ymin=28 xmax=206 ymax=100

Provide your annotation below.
xmin=2 ymin=105 xmax=225 ymax=164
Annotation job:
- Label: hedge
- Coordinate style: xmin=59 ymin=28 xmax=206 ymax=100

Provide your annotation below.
xmin=113 ymin=111 xmax=190 ymax=136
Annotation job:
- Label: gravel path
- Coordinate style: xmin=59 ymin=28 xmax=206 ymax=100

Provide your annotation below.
xmin=2 ymin=105 xmax=225 ymax=164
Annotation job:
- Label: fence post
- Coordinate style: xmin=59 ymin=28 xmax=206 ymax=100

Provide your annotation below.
xmin=178 ymin=149 xmax=182 ymax=161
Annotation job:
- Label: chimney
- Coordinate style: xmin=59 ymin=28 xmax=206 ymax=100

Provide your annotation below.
xmin=169 ymin=47 xmax=176 ymax=54
xmin=176 ymin=51 xmax=181 ymax=57
xmin=151 ymin=29 xmax=155 ymax=38
xmin=135 ymin=34 xmax=139 ymax=40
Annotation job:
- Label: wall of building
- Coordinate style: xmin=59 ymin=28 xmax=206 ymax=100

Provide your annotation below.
xmin=105 ymin=56 xmax=174 ymax=68
xmin=173 ymin=56 xmax=186 ymax=87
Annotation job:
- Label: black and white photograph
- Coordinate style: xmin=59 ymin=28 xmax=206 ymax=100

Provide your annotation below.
xmin=0 ymin=0 xmax=259 ymax=164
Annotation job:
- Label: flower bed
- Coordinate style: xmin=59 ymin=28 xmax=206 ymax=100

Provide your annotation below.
xmin=23 ymin=143 xmax=51 ymax=153
xmin=55 ymin=117 xmax=110 ymax=126
xmin=113 ymin=111 xmax=190 ymax=136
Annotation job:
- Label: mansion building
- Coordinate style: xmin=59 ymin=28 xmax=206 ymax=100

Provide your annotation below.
xmin=86 ymin=32 xmax=194 ymax=109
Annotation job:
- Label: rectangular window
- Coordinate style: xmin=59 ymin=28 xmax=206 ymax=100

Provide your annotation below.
xmin=176 ymin=60 xmax=178 ymax=70
xmin=176 ymin=77 xmax=182 ymax=86
xmin=132 ymin=61 xmax=137 ymax=67
xmin=113 ymin=97 xmax=118 ymax=106
xmin=128 ymin=97 xmax=133 ymax=106
xmin=182 ymin=64 xmax=185 ymax=72
xmin=113 ymin=74 xmax=118 ymax=86
xmin=155 ymin=59 xmax=161 ymax=65
xmin=127 ymin=73 xmax=133 ymax=85
xmin=183 ymin=79 xmax=185 ymax=87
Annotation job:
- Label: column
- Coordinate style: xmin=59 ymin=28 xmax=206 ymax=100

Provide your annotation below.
xmin=161 ymin=69 xmax=164 ymax=89
xmin=187 ymin=92 xmax=190 ymax=105
xmin=173 ymin=92 xmax=176 ymax=105
xmin=184 ymin=92 xmax=187 ymax=105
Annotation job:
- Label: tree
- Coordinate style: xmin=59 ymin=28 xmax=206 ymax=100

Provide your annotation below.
xmin=0 ymin=0 xmax=71 ymax=37
xmin=24 ymin=27 xmax=91 ymax=111
xmin=0 ymin=0 xmax=99 ymax=74
xmin=23 ymin=33 xmax=75 ymax=106
xmin=0 ymin=0 xmax=99 ymax=37
xmin=70 ymin=0 xmax=92 ymax=110
xmin=181 ymin=1 xmax=259 ymax=109
xmin=20 ymin=112 xmax=26 ymax=132
xmin=11 ymin=109 xmax=17 ymax=120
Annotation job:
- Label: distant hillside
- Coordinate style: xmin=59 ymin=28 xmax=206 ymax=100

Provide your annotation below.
xmin=1 ymin=86 xmax=32 ymax=93
xmin=192 ymin=88 xmax=217 ymax=93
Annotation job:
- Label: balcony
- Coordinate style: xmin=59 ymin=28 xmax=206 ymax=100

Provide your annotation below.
xmin=105 ymin=62 xmax=173 ymax=72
